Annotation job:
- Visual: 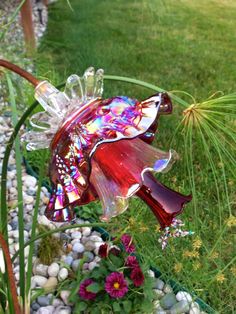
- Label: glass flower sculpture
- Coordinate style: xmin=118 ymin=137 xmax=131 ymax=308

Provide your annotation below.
xmin=22 ymin=67 xmax=192 ymax=247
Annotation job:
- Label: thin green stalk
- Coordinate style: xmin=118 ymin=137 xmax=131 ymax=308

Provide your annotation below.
xmin=26 ymin=153 xmax=47 ymax=297
xmin=200 ymin=121 xmax=231 ymax=215
xmin=6 ymin=75 xmax=25 ymax=308
xmin=103 ymin=75 xmax=189 ymax=107
xmin=196 ymin=123 xmax=222 ymax=227
xmin=0 ymin=0 xmax=26 ymax=41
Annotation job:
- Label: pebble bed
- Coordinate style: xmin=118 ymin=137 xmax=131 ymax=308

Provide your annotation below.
xmin=0 ymin=2 xmax=207 ymax=313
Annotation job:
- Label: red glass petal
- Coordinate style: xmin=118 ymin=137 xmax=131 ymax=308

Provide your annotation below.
xmin=136 ymin=172 xmax=192 ymax=229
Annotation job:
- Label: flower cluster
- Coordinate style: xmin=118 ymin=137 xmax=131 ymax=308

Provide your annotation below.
xmin=69 ymin=234 xmax=155 ymax=313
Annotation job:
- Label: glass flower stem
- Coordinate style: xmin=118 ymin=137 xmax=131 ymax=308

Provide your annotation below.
xmin=0 ymin=59 xmax=39 ymax=86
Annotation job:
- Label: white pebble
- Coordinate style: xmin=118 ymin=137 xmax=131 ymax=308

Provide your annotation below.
xmin=54 ymin=306 xmax=71 ymax=314
xmin=43 ymin=277 xmax=58 ymax=291
xmin=36 ymin=305 xmax=54 ymax=314
xmin=34 ymin=263 xmax=48 ymax=277
xmin=15 ymin=272 xmax=20 ymax=281
xmin=24 ymin=175 xmax=37 ymax=188
xmin=88 ymin=261 xmax=98 ymax=271
xmin=31 ymin=275 xmax=47 ymax=287
xmin=89 ymin=235 xmax=103 ymax=242
xmin=190 ymin=302 xmax=201 ymax=314
xmin=60 ymin=290 xmax=72 ymax=305
xmin=71 ymin=231 xmax=82 ymax=240
xmin=71 ymin=259 xmax=81 ymax=272
xmin=147 ymin=270 xmax=155 ymax=278
xmin=7 ymin=224 xmax=12 ymax=232
xmin=176 ymin=291 xmax=193 ymax=303
xmin=82 ymin=227 xmax=91 ymax=236
xmin=24 ymin=195 xmax=34 ymax=205
xmin=0 ymin=249 xmax=5 ymax=273
xmin=48 ymin=262 xmax=60 ymax=277
xmin=38 ymin=215 xmax=50 ymax=226
xmin=58 ymin=267 xmax=69 ymax=281
xmin=163 ymin=283 xmax=173 ymax=294
xmin=72 ymin=243 xmax=85 ymax=253
xmin=12 ymin=230 xmax=19 ymax=239
xmin=52 ymin=298 xmax=64 ymax=307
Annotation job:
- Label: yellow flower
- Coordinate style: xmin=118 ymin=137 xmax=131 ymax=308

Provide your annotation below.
xmin=182 ymin=250 xmax=192 ymax=258
xmin=193 ymin=237 xmax=202 ymax=250
xmin=230 ymin=266 xmax=236 ymax=276
xmin=215 ymin=273 xmax=226 ymax=283
xmin=182 ymin=250 xmax=199 ymax=258
xmin=209 ymin=251 xmax=219 ymax=260
xmin=192 ymin=251 xmax=200 ymax=258
xmin=174 ymin=262 xmax=183 ymax=273
xmin=226 ymin=215 xmax=236 ymax=227
xmin=129 ymin=217 xmax=136 ymax=226
xmin=193 ymin=261 xmax=201 ymax=271
xmin=139 ymin=224 xmax=148 ymax=232
xmin=155 ymin=225 xmax=161 ymax=233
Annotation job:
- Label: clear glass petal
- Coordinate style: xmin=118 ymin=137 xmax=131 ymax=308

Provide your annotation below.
xmin=94 ymin=69 xmax=104 ymax=98
xmin=83 ymin=67 xmax=95 ymax=98
xmin=30 ymin=111 xmax=51 ymax=130
xmin=64 ymin=74 xmax=84 ymax=100
xmin=90 ymin=158 xmax=129 ymax=221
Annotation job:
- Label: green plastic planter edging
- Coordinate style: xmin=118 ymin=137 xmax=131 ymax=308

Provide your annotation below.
xmin=22 ymin=78 xmax=214 ymax=314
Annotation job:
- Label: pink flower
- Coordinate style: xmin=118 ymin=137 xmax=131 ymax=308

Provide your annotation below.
xmin=125 ymin=255 xmax=139 ymax=269
xmin=130 ymin=267 xmax=145 ymax=287
xmin=98 ymin=243 xmax=109 ymax=258
xmin=105 ymin=272 xmax=128 ymax=298
xmin=79 ymin=279 xmax=97 ymax=300
xmin=121 ymin=234 xmax=135 ymax=253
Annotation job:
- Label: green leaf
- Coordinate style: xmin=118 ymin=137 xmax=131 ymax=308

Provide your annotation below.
xmin=141 ymin=299 xmax=153 ymax=313
xmin=123 ymin=300 xmax=132 ymax=313
xmin=109 ymin=254 xmax=123 ymax=268
xmin=86 ymin=282 xmax=103 ymax=293
xmin=113 ymin=302 xmax=121 ymax=312
xmin=75 ymin=301 xmax=87 ymax=312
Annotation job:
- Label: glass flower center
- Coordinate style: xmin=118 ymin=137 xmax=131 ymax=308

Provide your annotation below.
xmin=113 ymin=282 xmax=120 ymax=289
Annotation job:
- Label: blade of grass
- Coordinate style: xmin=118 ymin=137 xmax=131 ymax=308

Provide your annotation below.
xmin=104 ymin=75 xmax=189 ymax=107
xmin=6 ymin=74 xmax=25 ymax=308
xmin=26 ymin=152 xmax=47 ymax=297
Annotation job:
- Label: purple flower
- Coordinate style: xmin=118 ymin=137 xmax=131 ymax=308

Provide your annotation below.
xmin=98 ymin=243 xmax=109 ymax=258
xmin=79 ymin=279 xmax=97 ymax=300
xmin=121 ymin=234 xmax=135 ymax=253
xmin=130 ymin=267 xmax=145 ymax=287
xmin=125 ymin=255 xmax=139 ymax=269
xmin=105 ymin=272 xmax=128 ymax=298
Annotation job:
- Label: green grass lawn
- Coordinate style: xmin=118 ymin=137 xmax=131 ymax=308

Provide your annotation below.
xmin=31 ymin=0 xmax=236 ymax=312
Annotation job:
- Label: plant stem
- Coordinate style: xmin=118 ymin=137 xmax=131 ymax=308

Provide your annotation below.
xmin=104 ymin=75 xmax=189 ymax=107
xmin=6 ymin=75 xmax=25 ymax=308
xmin=26 ymin=153 xmax=46 ymax=296
xmin=0 ymin=233 xmax=22 ymax=314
